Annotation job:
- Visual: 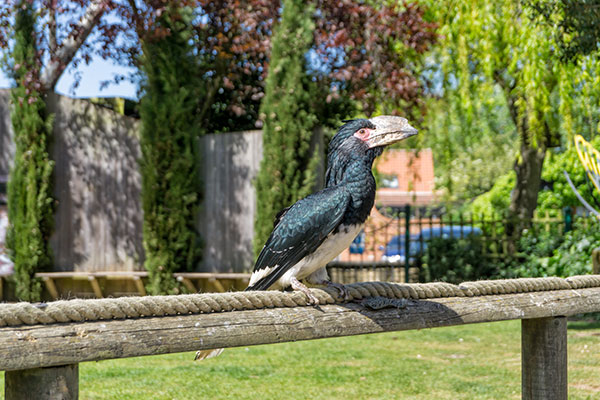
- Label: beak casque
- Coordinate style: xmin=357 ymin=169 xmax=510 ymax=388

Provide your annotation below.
xmin=366 ymin=116 xmax=418 ymax=148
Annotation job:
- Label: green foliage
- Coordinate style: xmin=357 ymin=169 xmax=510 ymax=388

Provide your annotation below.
xmin=469 ymin=136 xmax=600 ymax=217
xmin=425 ymin=0 xmax=600 ymax=213
xmin=421 ymin=236 xmax=501 ymax=283
xmin=511 ymin=218 xmax=600 ymax=277
xmin=253 ymin=0 xmax=319 ymax=255
xmin=422 ymin=0 xmax=600 ymax=230
xmin=423 ymin=78 xmax=518 ymax=204
xmin=139 ymin=9 xmax=202 ymax=295
xmin=554 ymin=54 xmax=600 ymax=141
xmin=6 ymin=2 xmax=54 ymax=302
xmin=419 ymin=217 xmax=598 ymax=282
xmin=538 ymin=136 xmax=600 ymax=212
xmin=527 ymin=0 xmax=600 ymax=62
xmin=424 ymin=0 xmax=559 ymax=143
xmin=469 ymin=172 xmax=515 ymax=217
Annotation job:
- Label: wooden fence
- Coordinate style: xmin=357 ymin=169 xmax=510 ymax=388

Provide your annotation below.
xmin=48 ymin=93 xmax=144 ymax=272
xmin=1 ymin=276 xmax=599 ymax=399
xmin=0 ymin=90 xmax=265 ymax=274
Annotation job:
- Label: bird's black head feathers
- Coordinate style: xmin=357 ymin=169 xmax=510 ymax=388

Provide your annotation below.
xmin=328 ymin=119 xmax=376 ymax=156
xmin=325 ymin=116 xmax=417 ymax=187
xmin=325 ymin=119 xmax=380 ymax=187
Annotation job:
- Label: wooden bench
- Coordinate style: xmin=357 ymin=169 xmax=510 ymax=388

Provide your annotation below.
xmin=27 ymin=271 xmax=251 ymax=300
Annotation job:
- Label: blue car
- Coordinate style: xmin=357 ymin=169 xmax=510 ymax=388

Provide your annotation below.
xmin=381 ymin=226 xmax=482 ymax=263
xmin=349 ymin=230 xmax=366 ymax=254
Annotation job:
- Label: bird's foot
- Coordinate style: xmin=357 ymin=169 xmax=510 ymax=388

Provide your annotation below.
xmin=290 ymin=277 xmax=319 ymax=305
xmin=324 ymin=281 xmax=350 ymax=301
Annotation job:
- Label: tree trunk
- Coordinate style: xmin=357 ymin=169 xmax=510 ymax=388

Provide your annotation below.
xmin=493 ymin=70 xmax=550 ymax=249
xmin=506 ymin=140 xmax=546 ymax=247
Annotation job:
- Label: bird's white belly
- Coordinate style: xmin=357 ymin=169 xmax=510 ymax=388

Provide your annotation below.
xmin=274 ymin=224 xmax=363 ymax=289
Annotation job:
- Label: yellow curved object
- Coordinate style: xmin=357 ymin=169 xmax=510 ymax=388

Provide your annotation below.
xmin=574 ymin=135 xmax=600 ymax=196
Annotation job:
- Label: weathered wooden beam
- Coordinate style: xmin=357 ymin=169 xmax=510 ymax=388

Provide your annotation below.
xmin=0 ymin=287 xmax=598 ymax=371
xmin=5 ymin=364 xmax=78 ymax=400
xmin=37 ymin=272 xmax=147 ymax=279
xmin=522 ymin=317 xmax=567 ymax=400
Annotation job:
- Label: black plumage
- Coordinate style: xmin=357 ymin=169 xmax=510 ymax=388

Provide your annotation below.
xmin=245 ymin=186 xmax=351 ymax=291
xmin=246 ymin=116 xmax=417 ymax=302
xmin=195 ymin=115 xmax=416 ymax=361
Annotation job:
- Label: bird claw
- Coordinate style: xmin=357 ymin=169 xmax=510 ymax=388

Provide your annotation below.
xmin=291 ymin=277 xmax=320 ymax=306
xmin=305 ymin=291 xmax=320 ymax=306
xmin=326 ymin=281 xmax=350 ymax=301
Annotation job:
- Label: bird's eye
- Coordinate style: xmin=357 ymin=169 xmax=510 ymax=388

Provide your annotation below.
xmin=353 ymin=128 xmax=370 ymax=141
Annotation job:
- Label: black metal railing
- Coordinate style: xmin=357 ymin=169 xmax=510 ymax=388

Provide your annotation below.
xmin=327 ymin=205 xmax=568 ymax=284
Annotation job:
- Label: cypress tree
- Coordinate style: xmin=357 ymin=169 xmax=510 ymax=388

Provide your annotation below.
xmin=253 ymin=0 xmax=319 ymax=255
xmin=6 ymin=2 xmax=55 ymax=301
xmin=139 ymin=8 xmax=202 ymax=295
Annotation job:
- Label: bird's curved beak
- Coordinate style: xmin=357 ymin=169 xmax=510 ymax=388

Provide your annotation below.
xmin=366 ymin=116 xmax=418 ymax=148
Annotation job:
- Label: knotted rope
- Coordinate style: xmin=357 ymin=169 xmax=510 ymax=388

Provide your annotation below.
xmin=0 ymin=275 xmax=599 ymax=327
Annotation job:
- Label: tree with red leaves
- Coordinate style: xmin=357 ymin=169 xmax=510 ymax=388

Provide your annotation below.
xmin=0 ymin=0 xmax=437 ymax=126
xmin=180 ymin=1 xmax=437 ymax=131
xmin=312 ymin=1 xmax=437 ymax=118
xmin=0 ymin=0 xmax=436 ymax=130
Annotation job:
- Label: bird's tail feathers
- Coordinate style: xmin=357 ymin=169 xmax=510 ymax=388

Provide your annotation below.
xmin=194 ymin=348 xmax=224 ymax=361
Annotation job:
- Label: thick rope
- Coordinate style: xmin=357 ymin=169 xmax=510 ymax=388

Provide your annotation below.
xmin=0 ymin=275 xmax=599 ymax=327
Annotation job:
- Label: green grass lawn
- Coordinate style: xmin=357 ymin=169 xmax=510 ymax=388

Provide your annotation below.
xmin=2 ymin=320 xmax=599 ymax=399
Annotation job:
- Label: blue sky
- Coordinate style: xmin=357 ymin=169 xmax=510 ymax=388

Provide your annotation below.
xmin=0 ymin=55 xmax=139 ymax=100
xmin=0 ymin=6 xmax=139 ymax=100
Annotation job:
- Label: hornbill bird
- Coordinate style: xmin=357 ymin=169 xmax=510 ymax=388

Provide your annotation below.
xmin=195 ymin=115 xmax=417 ymax=361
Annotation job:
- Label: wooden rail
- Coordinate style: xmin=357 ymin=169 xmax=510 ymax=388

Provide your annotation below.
xmin=2 ymin=284 xmax=600 ymax=399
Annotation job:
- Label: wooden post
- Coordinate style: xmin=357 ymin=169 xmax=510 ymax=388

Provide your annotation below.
xmin=5 ymin=364 xmax=79 ymax=400
xmin=522 ymin=317 xmax=567 ymax=400
xmin=592 ymin=248 xmax=600 ymax=275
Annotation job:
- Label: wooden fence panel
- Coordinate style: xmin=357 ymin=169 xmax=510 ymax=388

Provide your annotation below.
xmin=198 ymin=131 xmax=262 ymax=272
xmin=48 ymin=94 xmax=143 ymax=272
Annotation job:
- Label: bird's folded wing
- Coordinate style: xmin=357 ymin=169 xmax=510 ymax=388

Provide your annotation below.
xmin=247 ymin=186 xmax=351 ymax=291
